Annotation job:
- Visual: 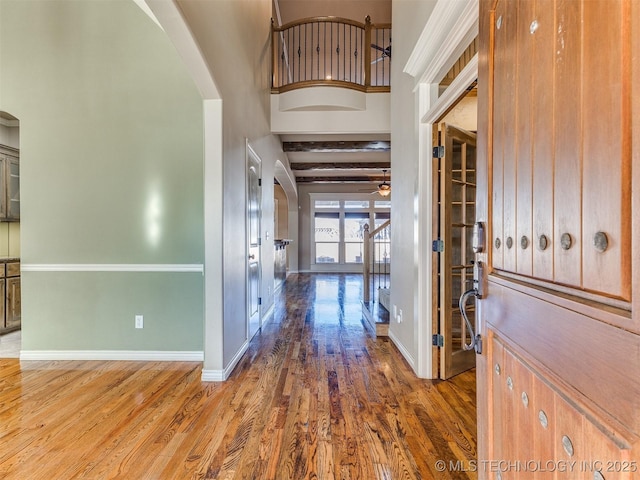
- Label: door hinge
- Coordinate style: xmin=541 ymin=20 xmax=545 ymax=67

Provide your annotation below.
xmin=258 ymin=297 xmax=262 ymax=305
xmin=432 ymin=239 xmax=444 ymax=252
xmin=433 ymin=146 xmax=445 ymax=158
xmin=258 ymin=237 xmax=262 ymax=246
xmin=432 ymin=334 xmax=444 ymax=347
xmin=258 ymin=178 xmax=262 ymax=187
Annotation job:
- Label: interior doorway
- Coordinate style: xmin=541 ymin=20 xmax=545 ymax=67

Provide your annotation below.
xmin=431 ymin=86 xmax=478 ymax=380
xmin=0 ymin=111 xmax=21 ymax=358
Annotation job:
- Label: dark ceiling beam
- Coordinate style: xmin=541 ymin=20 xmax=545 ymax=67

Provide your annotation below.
xmin=290 ymin=162 xmax=391 ymax=170
xmin=295 ymin=175 xmax=387 ymax=183
xmin=282 ymin=140 xmax=391 ymax=153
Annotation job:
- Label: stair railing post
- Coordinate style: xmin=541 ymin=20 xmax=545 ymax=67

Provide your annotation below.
xmin=364 ymin=15 xmax=372 ymax=88
xmin=363 ymin=223 xmax=370 ymax=302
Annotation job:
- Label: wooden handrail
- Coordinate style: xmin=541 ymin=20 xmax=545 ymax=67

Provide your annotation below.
xmin=273 ymin=16 xmax=367 ymax=32
xmin=370 ymin=219 xmax=390 ymax=238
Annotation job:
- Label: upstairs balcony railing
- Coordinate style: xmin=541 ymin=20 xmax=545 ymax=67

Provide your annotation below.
xmin=271 ymin=16 xmax=391 ymax=93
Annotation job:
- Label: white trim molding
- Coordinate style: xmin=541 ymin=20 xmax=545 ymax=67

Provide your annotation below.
xmin=20 ymin=350 xmax=204 ymax=362
xmin=201 ymin=339 xmax=249 ymax=382
xmin=422 ymin=54 xmax=479 ymax=124
xmin=21 ymin=264 xmax=204 ymax=273
xmin=403 ymin=0 xmax=478 ymax=86
xmin=389 ymin=330 xmax=416 ymax=371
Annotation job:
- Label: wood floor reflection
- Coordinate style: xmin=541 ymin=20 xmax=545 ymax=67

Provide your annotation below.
xmin=0 ymin=273 xmax=476 ymax=479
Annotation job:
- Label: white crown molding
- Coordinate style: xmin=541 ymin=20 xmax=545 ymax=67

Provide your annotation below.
xmin=20 ymin=350 xmax=204 ymax=361
xmin=201 ymin=339 xmax=249 ymax=382
xmin=403 ymin=0 xmax=478 ymax=85
xmin=422 ymin=53 xmax=478 ymax=124
xmin=21 ymin=264 xmax=204 ymax=273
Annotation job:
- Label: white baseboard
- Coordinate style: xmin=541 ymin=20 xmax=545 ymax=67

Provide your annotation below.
xmin=261 ymin=303 xmax=275 ymax=327
xmin=201 ymin=339 xmax=249 ymax=382
xmin=388 ymin=330 xmax=417 ymax=372
xmin=19 ymin=350 xmax=204 ymax=362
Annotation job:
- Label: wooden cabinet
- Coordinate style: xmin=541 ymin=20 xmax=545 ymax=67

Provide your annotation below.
xmin=0 ymin=145 xmax=20 ymax=222
xmin=0 ymin=260 xmax=20 ymax=333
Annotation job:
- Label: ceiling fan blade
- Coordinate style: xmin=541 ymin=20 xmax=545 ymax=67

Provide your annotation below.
xmin=371 ymin=57 xmax=385 ymax=64
xmin=371 ymin=44 xmax=386 ymax=53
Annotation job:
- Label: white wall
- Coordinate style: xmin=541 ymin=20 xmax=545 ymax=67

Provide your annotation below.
xmin=1 ymin=0 xmax=205 ymax=354
xmin=176 ymin=0 xmax=296 ymax=369
xmin=272 ymin=91 xmax=391 ymax=135
xmin=388 ymin=0 xmax=438 ymax=370
xmin=442 ymin=95 xmax=478 ymax=131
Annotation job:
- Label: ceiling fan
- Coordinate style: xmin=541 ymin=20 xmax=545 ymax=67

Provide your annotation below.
xmin=371 ymin=41 xmax=391 ymax=64
xmin=375 ymin=169 xmax=391 ymax=196
xmin=359 ymin=169 xmax=391 ymax=196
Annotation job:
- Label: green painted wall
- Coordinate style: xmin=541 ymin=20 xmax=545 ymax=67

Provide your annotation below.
xmin=0 ymin=0 xmax=205 ymax=351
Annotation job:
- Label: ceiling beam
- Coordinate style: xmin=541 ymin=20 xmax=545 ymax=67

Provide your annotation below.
xmin=290 ymin=162 xmax=391 ymax=170
xmin=283 ymin=141 xmax=391 ymax=153
xmin=295 ymin=175 xmax=387 ymax=183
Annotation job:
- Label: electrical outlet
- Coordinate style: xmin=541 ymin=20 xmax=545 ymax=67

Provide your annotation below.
xmin=135 ymin=315 xmax=144 ymax=329
xmin=397 ymin=309 xmax=403 ymax=323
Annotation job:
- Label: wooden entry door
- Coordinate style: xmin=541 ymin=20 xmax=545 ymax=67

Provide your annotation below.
xmin=476 ymin=0 xmax=639 ymax=477
xmin=437 ymin=124 xmax=477 ymax=380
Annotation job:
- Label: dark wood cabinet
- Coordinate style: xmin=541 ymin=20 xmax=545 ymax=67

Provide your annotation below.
xmin=0 ymin=260 xmax=20 ymax=333
xmin=0 ymin=146 xmax=19 ymax=222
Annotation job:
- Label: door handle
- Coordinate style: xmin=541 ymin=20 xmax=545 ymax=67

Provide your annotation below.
xmin=459 ymin=261 xmax=484 ymax=354
xmin=248 ymin=254 xmax=255 ymax=260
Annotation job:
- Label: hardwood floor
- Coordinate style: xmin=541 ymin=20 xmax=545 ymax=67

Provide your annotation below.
xmin=0 ymin=274 xmax=476 ymax=479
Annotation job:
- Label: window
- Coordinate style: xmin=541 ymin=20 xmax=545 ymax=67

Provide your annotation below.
xmin=314 ymin=212 xmax=339 ymax=263
xmin=311 ymin=195 xmax=391 ymax=269
xmin=344 ymin=212 xmax=368 ymax=263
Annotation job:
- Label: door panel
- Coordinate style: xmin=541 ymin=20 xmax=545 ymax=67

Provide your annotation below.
xmin=439 ymin=124 xmax=477 ymax=379
xmin=477 ymin=0 xmax=639 ymax=477
xmin=581 ymin=0 xmax=631 ymax=300
xmin=553 ymin=0 xmax=582 ymax=289
xmin=530 ymin=0 xmax=554 ymax=281
xmin=500 ymin=0 xmax=517 ymax=274
xmin=514 ymin=0 xmax=533 ymax=277
xmin=491 ymin=0 xmax=506 ymax=272
xmin=247 ymin=146 xmax=261 ymax=339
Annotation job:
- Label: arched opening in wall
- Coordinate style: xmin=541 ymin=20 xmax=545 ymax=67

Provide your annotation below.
xmin=0 ymin=111 xmax=21 ymax=358
xmin=273 ymin=159 xmax=297 ymax=290
xmin=273 ymin=180 xmax=290 ymax=292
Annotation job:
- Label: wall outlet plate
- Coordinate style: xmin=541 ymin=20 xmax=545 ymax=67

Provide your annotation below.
xmin=135 ymin=315 xmax=143 ymax=329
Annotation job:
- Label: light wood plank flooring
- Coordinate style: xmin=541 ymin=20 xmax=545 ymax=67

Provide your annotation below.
xmin=0 ymin=273 xmax=476 ymax=479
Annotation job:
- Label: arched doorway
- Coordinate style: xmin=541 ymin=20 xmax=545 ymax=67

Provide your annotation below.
xmin=0 ymin=111 xmax=21 ymax=358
